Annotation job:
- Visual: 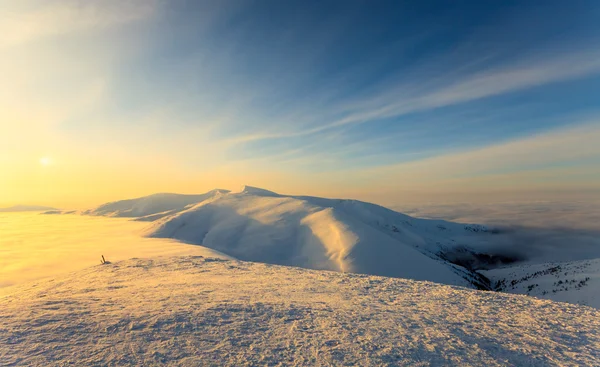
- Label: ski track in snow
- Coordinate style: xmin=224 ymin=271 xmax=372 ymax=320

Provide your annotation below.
xmin=1 ymin=256 xmax=599 ymax=366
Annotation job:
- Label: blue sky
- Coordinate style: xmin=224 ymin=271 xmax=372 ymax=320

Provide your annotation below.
xmin=108 ymin=0 xmax=600 ymax=168
xmin=1 ymin=0 xmax=600 ymax=206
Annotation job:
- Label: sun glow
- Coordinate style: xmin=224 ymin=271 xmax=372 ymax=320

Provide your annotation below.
xmin=39 ymin=157 xmax=51 ymax=166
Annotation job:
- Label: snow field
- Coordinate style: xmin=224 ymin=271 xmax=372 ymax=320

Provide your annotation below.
xmin=2 ymin=256 xmax=598 ymax=366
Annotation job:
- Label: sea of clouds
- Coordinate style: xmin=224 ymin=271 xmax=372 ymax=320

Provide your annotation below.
xmin=394 ymin=199 xmax=600 ymax=268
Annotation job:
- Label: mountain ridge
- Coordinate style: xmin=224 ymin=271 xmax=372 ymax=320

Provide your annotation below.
xmin=136 ymin=187 xmax=498 ymax=288
xmin=0 ymin=205 xmax=58 ymax=212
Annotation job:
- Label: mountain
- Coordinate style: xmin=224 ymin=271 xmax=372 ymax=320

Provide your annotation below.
xmin=0 ymin=205 xmax=57 ymax=212
xmin=69 ymin=186 xmax=600 ymax=308
xmin=2 ymin=256 xmax=598 ymax=366
xmin=82 ymin=190 xmax=230 ymax=219
xmin=42 ymin=209 xmax=77 ymax=215
xmin=139 ymin=186 xmax=503 ymax=288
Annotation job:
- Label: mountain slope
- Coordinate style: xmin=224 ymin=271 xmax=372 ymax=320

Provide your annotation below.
xmin=482 ymin=258 xmax=600 ymax=308
xmin=144 ymin=186 xmax=492 ymax=287
xmin=83 ymin=190 xmax=229 ymax=218
xmin=1 ymin=256 xmax=598 ymax=366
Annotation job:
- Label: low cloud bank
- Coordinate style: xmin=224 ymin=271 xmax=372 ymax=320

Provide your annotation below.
xmin=0 ymin=213 xmax=231 ymax=293
xmin=394 ymin=199 xmax=600 ymax=269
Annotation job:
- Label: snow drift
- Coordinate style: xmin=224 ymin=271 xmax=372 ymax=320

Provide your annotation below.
xmin=2 ymin=256 xmax=598 ymax=366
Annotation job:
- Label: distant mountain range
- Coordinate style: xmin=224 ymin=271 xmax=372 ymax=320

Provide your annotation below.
xmin=0 ymin=205 xmax=57 ymax=212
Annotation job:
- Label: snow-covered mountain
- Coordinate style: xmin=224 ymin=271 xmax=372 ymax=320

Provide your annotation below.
xmin=2 ymin=256 xmax=598 ymax=366
xmin=66 ymin=186 xmax=600 ymax=308
xmin=140 ymin=186 xmax=503 ymax=288
xmin=82 ymin=190 xmax=230 ymax=219
xmin=0 ymin=205 xmax=57 ymax=212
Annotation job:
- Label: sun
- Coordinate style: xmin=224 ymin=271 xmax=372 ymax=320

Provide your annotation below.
xmin=39 ymin=157 xmax=52 ymax=166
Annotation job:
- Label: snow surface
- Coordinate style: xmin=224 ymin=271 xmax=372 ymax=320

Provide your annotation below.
xmin=482 ymin=258 xmax=600 ymax=308
xmin=2 ymin=256 xmax=598 ymax=366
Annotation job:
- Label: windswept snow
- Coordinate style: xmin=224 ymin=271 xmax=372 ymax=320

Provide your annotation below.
xmin=237 ymin=185 xmax=281 ymax=197
xmin=1 ymin=256 xmax=599 ymax=366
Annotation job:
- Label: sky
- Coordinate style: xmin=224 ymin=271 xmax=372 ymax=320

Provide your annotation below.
xmin=1 ymin=0 xmax=600 ymax=208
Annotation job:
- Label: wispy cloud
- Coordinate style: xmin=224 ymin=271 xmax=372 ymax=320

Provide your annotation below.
xmin=351 ymin=120 xmax=600 ymax=192
xmin=150 ymin=36 xmax=600 ymax=184
xmin=193 ymin=39 xmax=600 ymax=157
xmin=0 ymin=0 xmax=158 ymax=47
xmin=267 ymin=47 xmax=600 ymax=138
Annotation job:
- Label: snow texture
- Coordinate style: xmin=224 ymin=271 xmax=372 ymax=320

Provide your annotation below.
xmin=1 ymin=256 xmax=598 ymax=366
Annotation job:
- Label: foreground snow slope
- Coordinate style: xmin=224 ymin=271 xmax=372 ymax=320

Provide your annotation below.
xmin=1 ymin=256 xmax=598 ymax=366
xmin=144 ymin=186 xmax=493 ymax=287
xmin=482 ymin=258 xmax=600 ymax=309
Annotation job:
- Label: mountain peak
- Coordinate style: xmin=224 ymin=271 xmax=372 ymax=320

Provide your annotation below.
xmin=238 ymin=185 xmax=280 ymax=197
